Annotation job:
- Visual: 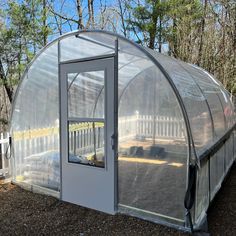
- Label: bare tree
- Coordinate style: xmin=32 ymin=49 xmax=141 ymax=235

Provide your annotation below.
xmin=117 ymin=0 xmax=129 ymax=37
xmin=77 ymin=0 xmax=84 ymax=29
xmin=86 ymin=0 xmax=95 ymax=28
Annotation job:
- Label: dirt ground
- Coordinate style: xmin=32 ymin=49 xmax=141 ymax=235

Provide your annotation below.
xmin=118 ymin=156 xmax=186 ymax=220
xmin=0 ymin=163 xmax=236 ymax=236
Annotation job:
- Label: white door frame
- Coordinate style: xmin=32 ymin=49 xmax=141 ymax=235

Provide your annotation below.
xmin=59 ymin=56 xmax=116 ymax=214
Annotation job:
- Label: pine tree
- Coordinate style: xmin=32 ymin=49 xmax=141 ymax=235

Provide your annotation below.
xmin=126 ymin=0 xmax=170 ymax=51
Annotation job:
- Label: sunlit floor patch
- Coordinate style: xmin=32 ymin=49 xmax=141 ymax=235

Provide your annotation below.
xmin=119 ymin=157 xmax=167 ymax=165
xmin=119 ymin=157 xmax=183 ymax=167
xmin=168 ymin=162 xmax=183 ymax=167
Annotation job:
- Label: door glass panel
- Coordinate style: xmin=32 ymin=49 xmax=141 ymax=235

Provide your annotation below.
xmin=68 ymin=121 xmax=105 ymax=167
xmin=67 ymin=70 xmax=105 ymax=168
xmin=67 ymin=71 xmax=105 ymax=118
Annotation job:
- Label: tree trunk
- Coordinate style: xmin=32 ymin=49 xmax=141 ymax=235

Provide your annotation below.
xmin=197 ymin=0 xmax=207 ymax=66
xmin=0 ymin=60 xmax=13 ymax=103
xmin=149 ymin=12 xmax=158 ymax=49
xmin=221 ymin=7 xmax=226 ymax=87
xmin=118 ymin=0 xmax=127 ymax=37
xmin=158 ymin=16 xmax=162 ymax=53
xmin=91 ymin=0 xmax=94 ymax=28
xmin=43 ymin=0 xmax=47 ymax=46
xmin=87 ymin=0 xmax=94 ymax=28
xmin=76 ymin=0 xmax=84 ymax=29
xmin=172 ymin=15 xmax=178 ymax=57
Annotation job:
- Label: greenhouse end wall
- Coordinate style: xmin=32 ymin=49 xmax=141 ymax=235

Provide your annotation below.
xmin=10 ymin=30 xmax=236 ymax=232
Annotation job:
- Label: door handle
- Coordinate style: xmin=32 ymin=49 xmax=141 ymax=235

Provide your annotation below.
xmin=111 ymin=133 xmax=117 ymax=150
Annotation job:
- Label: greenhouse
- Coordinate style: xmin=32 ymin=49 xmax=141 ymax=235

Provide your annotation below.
xmin=10 ymin=30 xmax=236 ymax=232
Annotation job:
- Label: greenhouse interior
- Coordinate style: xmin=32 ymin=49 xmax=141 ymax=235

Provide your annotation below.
xmin=10 ymin=30 xmax=236 ymax=232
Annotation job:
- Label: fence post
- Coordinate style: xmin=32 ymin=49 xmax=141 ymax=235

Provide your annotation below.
xmin=0 ymin=133 xmax=3 ymax=170
xmin=0 ymin=132 xmax=11 ymax=177
xmin=1 ymin=133 xmax=5 ymax=172
xmin=73 ymin=131 xmax=76 ymax=155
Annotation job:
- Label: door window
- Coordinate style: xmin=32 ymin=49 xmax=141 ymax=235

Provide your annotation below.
xmin=67 ymin=71 xmax=105 ymax=168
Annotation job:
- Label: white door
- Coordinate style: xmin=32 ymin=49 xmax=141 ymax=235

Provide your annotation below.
xmin=59 ymin=57 xmax=116 ymax=214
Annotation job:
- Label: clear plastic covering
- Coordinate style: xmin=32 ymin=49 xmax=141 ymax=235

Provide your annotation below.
xmin=118 ymin=65 xmax=188 ymax=221
xmin=234 ymin=131 xmax=236 ymax=160
xmin=11 ymin=42 xmax=60 ymax=190
xmin=210 ymin=148 xmax=224 ymax=200
xmin=68 ymin=71 xmax=105 ymax=118
xmin=195 ymin=162 xmax=209 ymax=223
xmin=225 ymin=133 xmax=234 ymax=172
xmin=10 ymin=31 xmax=235 ymax=229
xmin=144 ymin=50 xmax=214 ymax=156
xmin=180 ymin=63 xmax=225 ymax=139
xmin=60 ymin=34 xmax=114 ymax=62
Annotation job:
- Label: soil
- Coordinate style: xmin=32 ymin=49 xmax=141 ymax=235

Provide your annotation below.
xmin=0 ymin=163 xmax=236 ymax=236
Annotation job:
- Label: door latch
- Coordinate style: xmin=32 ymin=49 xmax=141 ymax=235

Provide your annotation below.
xmin=111 ymin=133 xmax=117 ymax=150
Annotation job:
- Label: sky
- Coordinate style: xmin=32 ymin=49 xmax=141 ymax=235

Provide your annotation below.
xmin=45 ymin=0 xmax=121 ymax=38
xmin=2 ymin=0 xmax=169 ymax=52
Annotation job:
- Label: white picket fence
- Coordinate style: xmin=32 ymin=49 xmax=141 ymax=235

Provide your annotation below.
xmin=119 ymin=115 xmax=185 ymax=140
xmin=0 ymin=132 xmax=10 ymax=177
xmin=0 ymin=115 xmax=185 ymax=174
xmin=68 ymin=123 xmax=104 ymax=156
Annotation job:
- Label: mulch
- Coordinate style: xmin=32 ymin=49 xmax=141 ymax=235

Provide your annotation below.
xmin=0 ymin=163 xmax=236 ymax=236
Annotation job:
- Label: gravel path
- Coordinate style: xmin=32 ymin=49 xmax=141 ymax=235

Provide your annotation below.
xmin=0 ymin=163 xmax=235 ymax=236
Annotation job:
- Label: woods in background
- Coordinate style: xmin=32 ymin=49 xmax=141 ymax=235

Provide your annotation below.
xmin=0 ymin=0 xmax=235 ymax=131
